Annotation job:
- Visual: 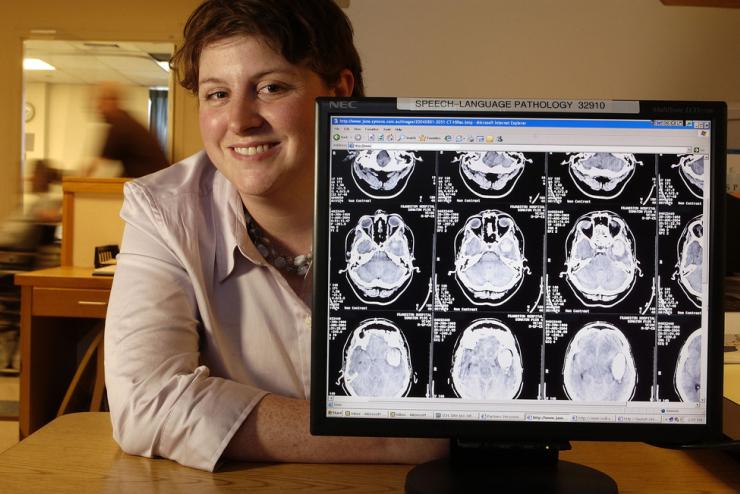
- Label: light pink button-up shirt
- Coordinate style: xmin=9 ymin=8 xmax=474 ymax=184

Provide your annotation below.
xmin=104 ymin=151 xmax=312 ymax=471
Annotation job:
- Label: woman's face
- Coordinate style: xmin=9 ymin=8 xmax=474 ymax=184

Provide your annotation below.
xmin=197 ymin=36 xmax=350 ymax=203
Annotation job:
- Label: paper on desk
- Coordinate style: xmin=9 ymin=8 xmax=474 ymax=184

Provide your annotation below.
xmin=726 ymin=319 xmax=740 ymax=364
xmin=92 ymin=264 xmax=116 ymax=276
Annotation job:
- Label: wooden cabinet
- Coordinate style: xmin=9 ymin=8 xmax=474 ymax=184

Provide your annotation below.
xmin=16 ymin=262 xmax=113 ymax=439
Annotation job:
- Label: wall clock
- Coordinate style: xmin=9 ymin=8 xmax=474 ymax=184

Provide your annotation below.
xmin=24 ymin=102 xmax=35 ymax=122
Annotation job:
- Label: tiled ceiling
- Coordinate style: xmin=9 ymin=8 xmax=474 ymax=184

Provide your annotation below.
xmin=24 ymin=40 xmax=173 ymax=87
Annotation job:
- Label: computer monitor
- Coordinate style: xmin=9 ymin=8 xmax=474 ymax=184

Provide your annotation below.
xmin=311 ymin=98 xmax=727 ymax=493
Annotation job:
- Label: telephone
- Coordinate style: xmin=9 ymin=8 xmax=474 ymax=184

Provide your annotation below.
xmin=92 ymin=244 xmax=119 ymax=276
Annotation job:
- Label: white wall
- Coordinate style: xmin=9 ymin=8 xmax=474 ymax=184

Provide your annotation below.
xmin=347 ymin=0 xmax=740 ymax=101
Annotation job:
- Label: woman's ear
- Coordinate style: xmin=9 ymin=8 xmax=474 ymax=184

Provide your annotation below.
xmin=331 ymin=69 xmax=355 ymax=97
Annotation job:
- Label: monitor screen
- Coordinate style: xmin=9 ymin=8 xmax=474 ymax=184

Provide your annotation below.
xmin=311 ymin=98 xmax=726 ymax=446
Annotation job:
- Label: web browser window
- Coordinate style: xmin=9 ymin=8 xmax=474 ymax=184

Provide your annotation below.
xmin=321 ymin=107 xmax=713 ymax=428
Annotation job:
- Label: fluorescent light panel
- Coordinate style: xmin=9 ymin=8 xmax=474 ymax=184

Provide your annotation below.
xmin=23 ymin=58 xmax=56 ymax=71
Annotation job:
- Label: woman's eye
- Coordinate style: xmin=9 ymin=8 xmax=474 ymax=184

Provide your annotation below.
xmin=204 ymin=90 xmax=228 ymax=101
xmin=257 ymin=83 xmax=288 ymax=96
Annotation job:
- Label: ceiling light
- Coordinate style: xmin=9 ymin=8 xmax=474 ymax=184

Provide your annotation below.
xmin=156 ymin=60 xmax=170 ymax=73
xmin=23 ymin=58 xmax=56 ymax=71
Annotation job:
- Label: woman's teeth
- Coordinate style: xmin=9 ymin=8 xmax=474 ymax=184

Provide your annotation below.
xmin=233 ymin=144 xmax=273 ymax=156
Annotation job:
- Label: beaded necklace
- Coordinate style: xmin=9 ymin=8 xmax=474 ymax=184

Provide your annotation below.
xmin=245 ymin=211 xmax=312 ymax=276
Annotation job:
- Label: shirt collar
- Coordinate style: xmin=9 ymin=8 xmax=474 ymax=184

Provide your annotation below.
xmin=212 ymin=168 xmax=265 ymax=282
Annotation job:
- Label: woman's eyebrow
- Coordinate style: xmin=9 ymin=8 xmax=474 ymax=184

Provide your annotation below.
xmin=198 ymin=77 xmax=227 ymax=87
xmin=199 ymin=67 xmax=301 ymax=87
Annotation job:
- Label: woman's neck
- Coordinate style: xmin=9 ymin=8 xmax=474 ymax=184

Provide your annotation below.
xmin=241 ymin=192 xmax=313 ymax=257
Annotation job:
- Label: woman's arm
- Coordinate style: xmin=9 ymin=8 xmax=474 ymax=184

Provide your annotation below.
xmin=105 ymin=182 xmax=266 ymax=471
xmin=224 ymin=394 xmax=449 ymax=464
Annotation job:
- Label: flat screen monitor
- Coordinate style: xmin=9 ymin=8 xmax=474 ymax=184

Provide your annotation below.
xmin=311 ymin=98 xmax=727 ymax=492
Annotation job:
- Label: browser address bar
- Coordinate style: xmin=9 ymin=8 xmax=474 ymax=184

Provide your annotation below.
xmin=344 ymin=143 xmax=693 ymax=154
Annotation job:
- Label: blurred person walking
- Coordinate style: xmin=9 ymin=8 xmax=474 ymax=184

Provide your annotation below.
xmin=86 ymin=81 xmax=169 ymax=178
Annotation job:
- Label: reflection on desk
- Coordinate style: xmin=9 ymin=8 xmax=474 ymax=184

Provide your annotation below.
xmin=0 ymin=413 xmax=738 ymax=493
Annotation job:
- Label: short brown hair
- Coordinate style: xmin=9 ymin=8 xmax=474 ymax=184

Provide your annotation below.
xmin=171 ymin=0 xmax=364 ymax=96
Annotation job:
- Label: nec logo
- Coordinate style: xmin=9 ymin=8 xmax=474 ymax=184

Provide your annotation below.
xmin=329 ymin=101 xmax=359 ymax=109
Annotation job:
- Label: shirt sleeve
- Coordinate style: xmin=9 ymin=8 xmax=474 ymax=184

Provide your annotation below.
xmin=104 ymin=181 xmax=268 ymax=471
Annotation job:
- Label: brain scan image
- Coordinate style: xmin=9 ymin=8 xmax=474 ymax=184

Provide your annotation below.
xmin=453 ymin=152 xmax=532 ymax=197
xmin=340 ymin=319 xmax=413 ymax=397
xmin=342 ymin=210 xmax=418 ymax=304
xmin=674 ymin=215 xmax=703 ymax=307
xmin=562 ymin=210 xmax=641 ymax=307
xmin=450 ymin=319 xmax=523 ymax=400
xmin=347 ymin=150 xmax=422 ymax=198
xmin=671 ymin=154 xmax=704 ymax=198
xmin=674 ymin=329 xmax=702 ymax=402
xmin=562 ymin=322 xmax=637 ymax=401
xmin=562 ymin=153 xmax=642 ymax=199
xmin=453 ymin=210 xmax=529 ymax=306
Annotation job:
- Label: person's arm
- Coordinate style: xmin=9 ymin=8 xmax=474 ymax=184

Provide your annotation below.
xmin=107 ymin=178 xmax=446 ymax=470
xmin=224 ymin=394 xmax=449 ymax=464
xmin=105 ymin=181 xmax=266 ymax=471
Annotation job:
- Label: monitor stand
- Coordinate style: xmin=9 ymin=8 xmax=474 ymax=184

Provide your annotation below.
xmin=405 ymin=439 xmax=618 ymax=494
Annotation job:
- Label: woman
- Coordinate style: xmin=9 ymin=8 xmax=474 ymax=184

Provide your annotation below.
xmin=105 ymin=0 xmax=446 ymax=471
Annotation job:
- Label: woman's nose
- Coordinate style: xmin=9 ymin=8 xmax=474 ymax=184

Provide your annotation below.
xmin=228 ymin=97 xmax=264 ymax=134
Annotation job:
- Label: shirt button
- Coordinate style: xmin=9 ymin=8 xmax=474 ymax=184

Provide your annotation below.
xmin=304 ymin=316 xmax=312 ymax=329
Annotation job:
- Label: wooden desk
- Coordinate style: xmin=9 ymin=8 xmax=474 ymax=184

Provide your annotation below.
xmin=726 ymin=364 xmax=740 ymax=439
xmin=15 ymin=267 xmax=112 ymax=438
xmin=0 ymin=413 xmax=737 ymax=493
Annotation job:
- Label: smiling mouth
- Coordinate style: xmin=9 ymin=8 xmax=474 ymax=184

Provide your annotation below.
xmin=232 ymin=143 xmax=277 ymax=156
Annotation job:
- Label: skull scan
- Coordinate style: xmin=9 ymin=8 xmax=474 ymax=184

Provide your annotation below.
xmin=453 ymin=210 xmax=528 ymax=306
xmin=454 ymin=152 xmax=531 ymax=198
xmin=450 ymin=319 xmax=523 ymax=400
xmin=674 ymin=329 xmax=702 ymax=402
xmin=562 ymin=153 xmax=641 ymax=199
xmin=348 ymin=150 xmax=421 ymax=198
xmin=341 ymin=319 xmax=413 ymax=398
xmin=563 ymin=211 xmax=640 ymax=307
xmin=674 ymin=215 xmax=703 ymax=307
xmin=343 ymin=210 xmax=417 ymax=304
xmin=562 ymin=322 xmax=637 ymax=401
xmin=671 ymin=154 xmax=704 ymax=198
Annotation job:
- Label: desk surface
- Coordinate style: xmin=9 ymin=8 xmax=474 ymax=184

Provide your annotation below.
xmin=0 ymin=413 xmax=737 ymax=494
xmin=15 ymin=265 xmax=112 ymax=289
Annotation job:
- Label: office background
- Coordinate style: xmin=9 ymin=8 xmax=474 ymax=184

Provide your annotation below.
xmin=0 ymin=0 xmax=739 ymax=221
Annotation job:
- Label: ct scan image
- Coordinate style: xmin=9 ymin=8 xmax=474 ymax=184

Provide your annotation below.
xmin=436 ymin=203 xmax=545 ymax=311
xmin=544 ymin=314 xmax=655 ymax=401
xmin=432 ymin=313 xmax=543 ymax=400
xmin=330 ymin=149 xmax=436 ymax=204
xmin=453 ymin=151 xmax=531 ymax=198
xmin=328 ymin=312 xmax=432 ymax=398
xmin=349 ymin=149 xmax=422 ymax=198
xmin=342 ymin=210 xmax=418 ymax=305
xmin=546 ymin=206 xmax=655 ymax=313
xmin=658 ymin=210 xmax=703 ymax=314
xmin=330 ymin=203 xmax=435 ymax=311
xmin=674 ymin=215 xmax=704 ymax=308
xmin=674 ymin=328 xmax=702 ymax=402
xmin=438 ymin=151 xmax=546 ymax=204
xmin=656 ymin=316 xmax=703 ymax=402
xmin=658 ymin=153 xmax=705 ymax=203
xmin=548 ymin=152 xmax=655 ymax=204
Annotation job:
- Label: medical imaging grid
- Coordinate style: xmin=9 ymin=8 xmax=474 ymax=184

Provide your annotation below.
xmin=321 ymin=109 xmax=715 ymax=427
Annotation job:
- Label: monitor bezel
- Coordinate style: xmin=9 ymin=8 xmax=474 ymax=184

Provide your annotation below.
xmin=311 ymin=97 xmax=727 ymax=445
